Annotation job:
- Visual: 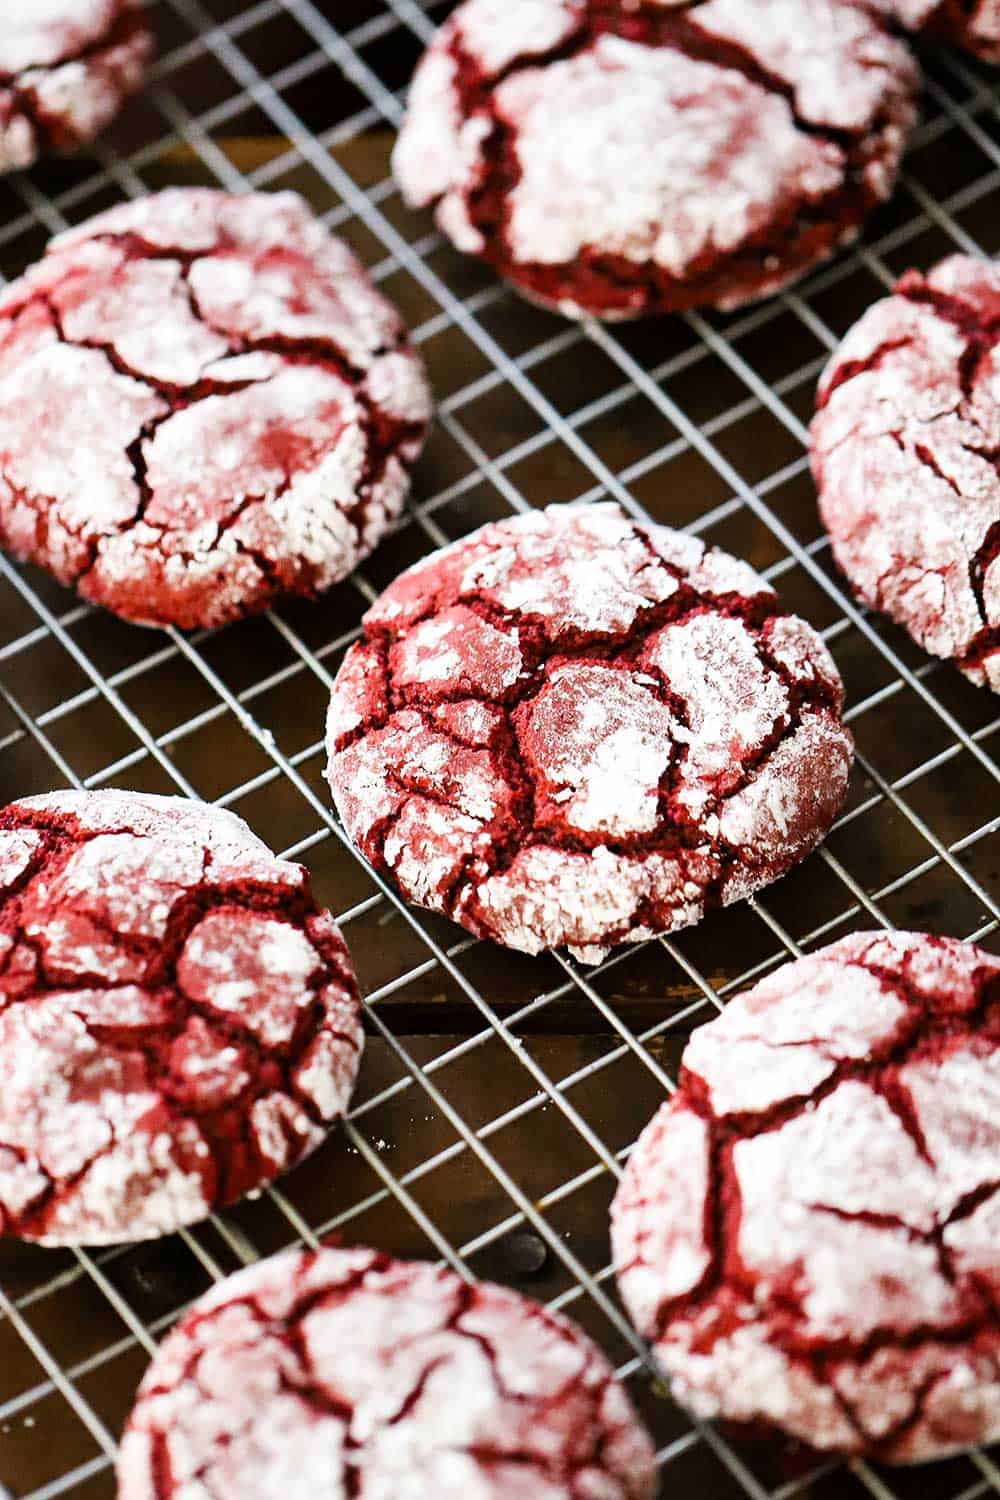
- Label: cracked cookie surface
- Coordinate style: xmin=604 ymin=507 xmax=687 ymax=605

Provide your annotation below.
xmin=116 ymin=1244 xmax=658 ymax=1500
xmin=324 ymin=503 xmax=853 ymax=962
xmin=0 ymin=188 xmax=432 ymax=628
xmin=810 ymin=255 xmax=1000 ymax=692
xmin=0 ymin=1 xmax=152 ymax=173
xmin=0 ymin=790 xmax=363 ymax=1245
xmin=611 ymin=931 xmax=1000 ymax=1463
xmin=392 ymin=0 xmax=919 ymax=319
xmin=882 ymin=0 xmax=1000 ymax=61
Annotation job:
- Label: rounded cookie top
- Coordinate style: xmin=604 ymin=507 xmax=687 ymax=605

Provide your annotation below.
xmin=117 ymin=1245 xmax=658 ymax=1500
xmin=392 ymin=0 xmax=919 ymax=319
xmin=883 ymin=0 xmax=1000 ymax=62
xmin=325 ymin=503 xmax=853 ymax=962
xmin=0 ymin=188 xmax=432 ymax=628
xmin=611 ymin=931 xmax=1000 ymax=1463
xmin=0 ymin=1 xmax=153 ymax=173
xmin=0 ymin=790 xmax=363 ymax=1245
xmin=810 ymin=255 xmax=1000 ymax=693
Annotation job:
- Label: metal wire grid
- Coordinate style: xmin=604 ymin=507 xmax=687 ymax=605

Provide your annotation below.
xmin=0 ymin=1 xmax=997 ymax=1496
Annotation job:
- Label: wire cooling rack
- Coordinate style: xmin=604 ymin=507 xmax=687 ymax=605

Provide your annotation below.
xmin=0 ymin=2 xmax=999 ymax=1496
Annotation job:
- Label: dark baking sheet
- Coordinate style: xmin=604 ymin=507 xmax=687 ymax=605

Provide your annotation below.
xmin=0 ymin=2 xmax=999 ymax=1497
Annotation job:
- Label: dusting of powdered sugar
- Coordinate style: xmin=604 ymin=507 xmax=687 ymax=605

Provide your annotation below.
xmin=0 ymin=828 xmax=42 ymax=891
xmin=0 ymin=188 xmax=432 ymax=627
xmin=391 ymin=605 xmax=524 ymax=697
xmin=811 ymin=254 xmax=1000 ymax=692
xmin=612 ymin=931 xmax=1000 ymax=1463
xmin=326 ymin=503 xmax=852 ymax=960
xmin=453 ymin=0 xmax=583 ymax=76
xmin=0 ymin=1 xmax=151 ymax=172
xmin=393 ymin=0 xmax=918 ymax=317
xmin=642 ymin=612 xmax=789 ymax=817
xmin=691 ymin=0 xmax=914 ymax=133
xmin=520 ymin=663 xmax=677 ymax=838
xmin=0 ymin=1 xmax=119 ymax=72
xmin=495 ymin=39 xmax=843 ymax=274
xmin=116 ymin=1245 xmax=658 ymax=1500
xmin=0 ymin=790 xmax=363 ymax=1245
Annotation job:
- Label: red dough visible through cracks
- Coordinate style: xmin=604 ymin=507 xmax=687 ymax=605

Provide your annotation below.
xmin=0 ymin=188 xmax=431 ymax=628
xmin=0 ymin=791 xmax=363 ymax=1246
xmin=393 ymin=0 xmax=920 ymax=318
xmin=325 ymin=504 xmax=854 ymax=962
xmin=611 ymin=931 xmax=1000 ymax=1464
xmin=0 ymin=1 xmax=152 ymax=173
xmin=116 ymin=1246 xmax=658 ymax=1500
xmin=810 ymin=254 xmax=1000 ymax=693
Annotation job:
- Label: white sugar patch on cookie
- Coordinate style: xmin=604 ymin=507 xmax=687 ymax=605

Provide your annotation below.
xmin=0 ymin=189 xmax=431 ymax=628
xmin=497 ymin=38 xmax=843 ymax=274
xmin=328 ymin=504 xmax=852 ymax=959
xmin=0 ymin=790 xmax=362 ymax=1245
xmin=612 ymin=932 xmax=1000 ymax=1463
xmin=811 ymin=254 xmax=1000 ymax=690
xmin=116 ymin=1247 xmax=658 ymax=1500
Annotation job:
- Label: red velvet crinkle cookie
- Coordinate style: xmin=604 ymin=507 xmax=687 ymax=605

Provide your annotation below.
xmin=811 ymin=255 xmax=1000 ymax=692
xmin=611 ymin=931 xmax=1000 ymax=1464
xmin=0 ymin=188 xmax=431 ymax=628
xmin=392 ymin=0 xmax=920 ymax=319
xmin=885 ymin=0 xmax=1000 ymax=61
xmin=0 ymin=1 xmax=152 ymax=173
xmin=117 ymin=1245 xmax=658 ymax=1500
xmin=325 ymin=504 xmax=853 ymax=962
xmin=0 ymin=791 xmax=363 ymax=1245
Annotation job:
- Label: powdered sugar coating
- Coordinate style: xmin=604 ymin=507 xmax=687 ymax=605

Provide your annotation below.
xmin=611 ymin=931 xmax=1000 ymax=1463
xmin=0 ymin=188 xmax=431 ymax=628
xmin=0 ymin=790 xmax=362 ymax=1245
xmin=0 ymin=1 xmax=152 ymax=173
xmin=811 ymin=255 xmax=1000 ymax=692
xmin=325 ymin=504 xmax=852 ymax=961
xmin=393 ymin=0 xmax=918 ymax=318
xmin=117 ymin=1245 xmax=657 ymax=1500
xmin=495 ymin=41 xmax=843 ymax=276
xmin=884 ymin=0 xmax=1000 ymax=61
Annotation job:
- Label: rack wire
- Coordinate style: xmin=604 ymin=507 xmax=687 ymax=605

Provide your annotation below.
xmin=0 ymin=1 xmax=998 ymax=1496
